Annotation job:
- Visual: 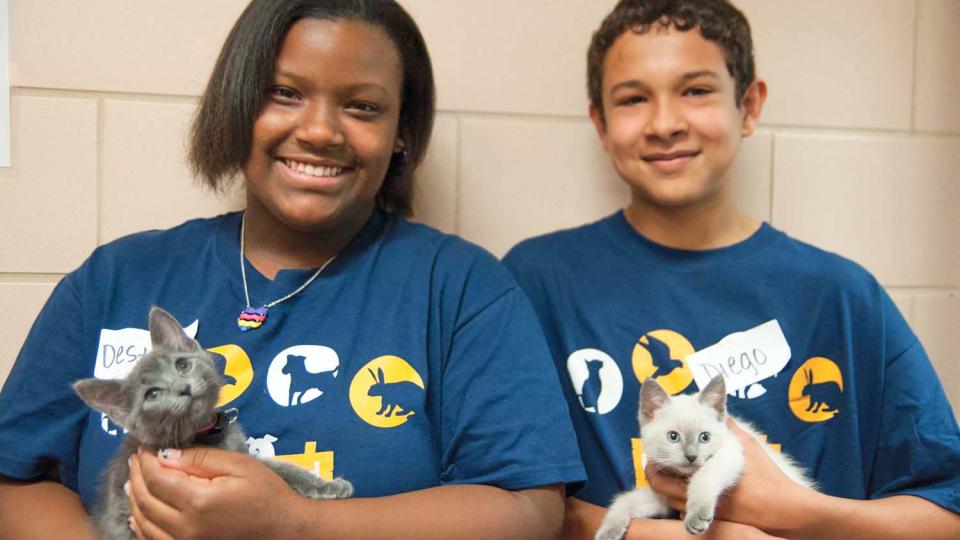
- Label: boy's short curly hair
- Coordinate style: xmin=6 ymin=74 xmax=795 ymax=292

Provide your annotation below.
xmin=587 ymin=0 xmax=754 ymax=119
xmin=189 ymin=0 xmax=435 ymax=216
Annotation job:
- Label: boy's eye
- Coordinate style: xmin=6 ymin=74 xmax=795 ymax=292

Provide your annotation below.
xmin=683 ymin=87 xmax=713 ymax=97
xmin=616 ymin=95 xmax=646 ymax=106
xmin=699 ymin=432 xmax=711 ymax=443
xmin=145 ymin=388 xmax=163 ymax=401
xmin=667 ymin=431 xmax=680 ymax=443
xmin=175 ymin=358 xmax=190 ymax=375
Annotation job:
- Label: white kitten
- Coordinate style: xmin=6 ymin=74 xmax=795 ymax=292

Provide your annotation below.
xmin=595 ymin=376 xmax=814 ymax=539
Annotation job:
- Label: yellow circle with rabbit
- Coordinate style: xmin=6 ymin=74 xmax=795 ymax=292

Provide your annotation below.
xmin=349 ymin=355 xmax=425 ymax=428
xmin=631 ymin=329 xmax=695 ymax=395
xmin=208 ymin=344 xmax=254 ymax=407
xmin=789 ymin=357 xmax=843 ymax=422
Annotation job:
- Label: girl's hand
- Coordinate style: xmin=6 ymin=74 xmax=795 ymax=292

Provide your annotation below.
xmin=645 ymin=419 xmax=817 ymax=533
xmin=128 ymin=447 xmax=303 ymax=540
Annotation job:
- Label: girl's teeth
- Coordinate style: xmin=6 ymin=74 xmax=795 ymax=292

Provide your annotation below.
xmin=285 ymin=160 xmax=343 ymax=177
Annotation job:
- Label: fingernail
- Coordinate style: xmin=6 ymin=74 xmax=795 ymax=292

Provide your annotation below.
xmin=123 ymin=481 xmax=130 ymax=496
xmin=127 ymin=455 xmax=132 ymax=467
xmin=158 ymin=448 xmax=181 ymax=461
xmin=128 ymin=517 xmax=136 ymax=532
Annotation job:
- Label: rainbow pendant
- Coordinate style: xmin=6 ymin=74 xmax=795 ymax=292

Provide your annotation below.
xmin=238 ymin=306 xmax=267 ymax=332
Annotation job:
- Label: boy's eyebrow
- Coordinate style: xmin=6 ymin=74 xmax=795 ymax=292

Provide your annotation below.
xmin=609 ymin=80 xmax=647 ymax=94
xmin=681 ymin=70 xmax=722 ymax=81
xmin=609 ymin=70 xmax=722 ymax=94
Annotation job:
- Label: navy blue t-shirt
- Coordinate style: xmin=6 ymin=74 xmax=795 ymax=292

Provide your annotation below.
xmin=0 ymin=210 xmax=585 ymax=511
xmin=503 ymin=211 xmax=960 ymax=514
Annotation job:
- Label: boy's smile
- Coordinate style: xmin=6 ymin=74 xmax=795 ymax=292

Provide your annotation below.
xmin=591 ymin=26 xmax=763 ymax=214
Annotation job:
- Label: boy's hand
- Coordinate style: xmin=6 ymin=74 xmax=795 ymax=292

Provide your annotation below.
xmin=645 ymin=419 xmax=816 ymax=534
xmin=127 ymin=447 xmax=303 ymax=540
xmin=628 ymin=518 xmax=790 ymax=540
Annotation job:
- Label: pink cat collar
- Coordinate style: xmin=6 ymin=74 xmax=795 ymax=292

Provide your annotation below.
xmin=193 ymin=412 xmax=229 ymax=445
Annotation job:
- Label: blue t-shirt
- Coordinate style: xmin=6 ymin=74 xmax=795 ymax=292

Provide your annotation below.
xmin=503 ymin=211 xmax=960 ymax=514
xmin=0 ymin=210 xmax=585 ymax=511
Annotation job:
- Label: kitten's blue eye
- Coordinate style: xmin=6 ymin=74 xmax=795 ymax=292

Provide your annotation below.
xmin=699 ymin=432 xmax=711 ymax=444
xmin=667 ymin=431 xmax=680 ymax=443
xmin=175 ymin=357 xmax=190 ymax=375
xmin=145 ymin=388 xmax=162 ymax=401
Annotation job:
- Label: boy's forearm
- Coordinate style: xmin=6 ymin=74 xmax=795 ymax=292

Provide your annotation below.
xmin=0 ymin=479 xmax=97 ymax=540
xmin=563 ymin=496 xmax=783 ymax=540
xmin=564 ymin=496 xmax=606 ymax=539
xmin=778 ymin=493 xmax=960 ymax=540
xmin=280 ymin=483 xmax=565 ymax=540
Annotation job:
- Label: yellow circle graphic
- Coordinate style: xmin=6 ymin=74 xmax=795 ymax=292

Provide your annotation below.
xmin=349 ymin=355 xmax=425 ymax=428
xmin=789 ymin=357 xmax=843 ymax=422
xmin=208 ymin=344 xmax=254 ymax=407
xmin=631 ymin=330 xmax=695 ymax=395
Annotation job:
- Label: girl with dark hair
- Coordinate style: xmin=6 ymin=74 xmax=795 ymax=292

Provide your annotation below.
xmin=0 ymin=1 xmax=584 ymax=538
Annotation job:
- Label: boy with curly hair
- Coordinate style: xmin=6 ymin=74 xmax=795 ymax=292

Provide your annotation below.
xmin=504 ymin=1 xmax=960 ymax=538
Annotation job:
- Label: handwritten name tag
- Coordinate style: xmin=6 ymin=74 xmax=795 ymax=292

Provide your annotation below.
xmin=93 ymin=320 xmax=199 ymax=380
xmin=684 ymin=319 xmax=791 ymax=395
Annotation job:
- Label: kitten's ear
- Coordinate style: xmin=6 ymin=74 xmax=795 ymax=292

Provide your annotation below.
xmin=699 ymin=375 xmax=727 ymax=419
xmin=149 ymin=307 xmax=199 ymax=352
xmin=73 ymin=378 xmax=130 ymax=428
xmin=639 ymin=378 xmax=671 ymax=424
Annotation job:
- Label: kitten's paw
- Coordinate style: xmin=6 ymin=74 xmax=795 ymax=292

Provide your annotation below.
xmin=317 ymin=477 xmax=353 ymax=499
xmin=594 ymin=523 xmax=628 ymax=540
xmin=683 ymin=512 xmax=714 ymax=536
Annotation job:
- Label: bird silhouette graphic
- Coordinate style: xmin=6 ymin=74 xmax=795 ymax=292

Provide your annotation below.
xmin=210 ymin=352 xmax=238 ymax=388
xmin=641 ymin=333 xmax=685 ymax=379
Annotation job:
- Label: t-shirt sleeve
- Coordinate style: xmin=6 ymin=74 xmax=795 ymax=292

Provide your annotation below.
xmin=869 ymin=294 xmax=960 ymax=514
xmin=437 ymin=276 xmax=585 ymax=492
xmin=0 ymin=275 xmax=90 ymax=490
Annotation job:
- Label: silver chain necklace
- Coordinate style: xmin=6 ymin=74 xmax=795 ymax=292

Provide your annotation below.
xmin=236 ymin=213 xmax=336 ymax=332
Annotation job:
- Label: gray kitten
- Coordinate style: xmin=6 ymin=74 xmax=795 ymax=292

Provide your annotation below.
xmin=596 ymin=376 xmax=814 ymax=539
xmin=74 ymin=307 xmax=353 ymax=540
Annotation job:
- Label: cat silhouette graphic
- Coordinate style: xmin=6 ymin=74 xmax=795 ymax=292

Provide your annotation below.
xmin=643 ymin=334 xmax=685 ymax=379
xmin=579 ymin=359 xmax=604 ymax=411
xmin=283 ymin=354 xmax=338 ymax=406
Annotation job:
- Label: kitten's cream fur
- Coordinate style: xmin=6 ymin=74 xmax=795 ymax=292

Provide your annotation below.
xmin=595 ymin=376 xmax=814 ymax=539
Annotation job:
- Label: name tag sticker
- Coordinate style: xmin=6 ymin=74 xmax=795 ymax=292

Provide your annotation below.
xmin=94 ymin=320 xmax=200 ymax=380
xmin=685 ymin=319 xmax=791 ymax=395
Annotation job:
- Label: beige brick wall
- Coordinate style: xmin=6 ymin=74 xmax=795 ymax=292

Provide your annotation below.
xmin=2 ymin=0 xmax=958 ymax=410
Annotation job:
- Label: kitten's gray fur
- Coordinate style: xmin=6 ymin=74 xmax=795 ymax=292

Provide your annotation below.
xmin=73 ymin=307 xmax=353 ymax=540
xmin=595 ymin=376 xmax=814 ymax=539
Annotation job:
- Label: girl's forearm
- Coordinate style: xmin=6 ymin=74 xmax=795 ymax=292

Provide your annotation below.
xmin=280 ymin=483 xmax=565 ymax=540
xmin=0 ymin=479 xmax=97 ymax=540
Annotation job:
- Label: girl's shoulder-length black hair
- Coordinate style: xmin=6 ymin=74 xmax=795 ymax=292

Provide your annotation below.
xmin=189 ymin=0 xmax=435 ymax=216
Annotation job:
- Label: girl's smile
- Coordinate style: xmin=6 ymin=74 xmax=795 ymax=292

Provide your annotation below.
xmin=242 ymin=18 xmax=404 ymax=238
xmin=277 ymin=157 xmax=355 ymax=193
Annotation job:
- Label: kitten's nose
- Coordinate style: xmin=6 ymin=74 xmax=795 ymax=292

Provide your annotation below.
xmin=179 ymin=384 xmax=192 ymax=397
xmin=685 ymin=454 xmax=697 ymax=463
